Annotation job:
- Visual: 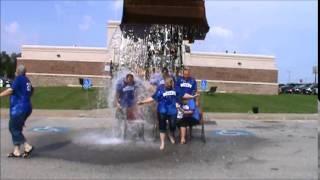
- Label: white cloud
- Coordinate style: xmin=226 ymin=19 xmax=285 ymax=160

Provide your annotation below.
xmin=210 ymin=26 xmax=233 ymax=39
xmin=5 ymin=21 xmax=19 ymax=34
xmin=78 ymin=15 xmax=94 ymax=31
xmin=1 ymin=22 xmax=40 ymax=52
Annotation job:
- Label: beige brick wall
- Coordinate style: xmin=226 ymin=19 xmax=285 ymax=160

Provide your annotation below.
xmin=18 ymin=60 xmax=109 ymax=76
xmin=27 ymin=74 xmax=110 ymax=87
xmin=190 ymin=66 xmax=278 ymax=83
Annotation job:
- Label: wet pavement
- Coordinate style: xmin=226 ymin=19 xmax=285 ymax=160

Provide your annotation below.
xmin=0 ymin=110 xmax=318 ymax=180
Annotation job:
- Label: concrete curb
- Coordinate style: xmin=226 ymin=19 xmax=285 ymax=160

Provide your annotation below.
xmin=0 ymin=108 xmax=318 ymax=120
xmin=203 ymin=113 xmax=319 ymax=121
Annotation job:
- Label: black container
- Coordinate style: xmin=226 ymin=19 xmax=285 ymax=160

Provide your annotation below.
xmin=252 ymin=106 xmax=259 ymax=114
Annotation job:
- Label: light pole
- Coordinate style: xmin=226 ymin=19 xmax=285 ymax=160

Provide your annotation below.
xmin=287 ymin=70 xmax=291 ymax=83
xmin=313 ymin=66 xmax=318 ymax=84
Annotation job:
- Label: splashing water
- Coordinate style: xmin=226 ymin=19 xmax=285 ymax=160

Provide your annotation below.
xmin=107 ymin=25 xmax=185 ymax=140
xmin=84 ymin=24 xmax=186 ymax=144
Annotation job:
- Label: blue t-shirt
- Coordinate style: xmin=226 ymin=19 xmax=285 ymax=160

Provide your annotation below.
xmin=116 ymin=80 xmax=137 ymax=108
xmin=152 ymin=86 xmax=182 ymax=115
xmin=10 ymin=75 xmax=32 ymax=116
xmin=181 ymin=99 xmax=200 ymax=121
xmin=176 ymin=76 xmax=197 ymax=95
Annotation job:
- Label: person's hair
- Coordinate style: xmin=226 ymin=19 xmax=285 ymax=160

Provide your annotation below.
xmin=164 ymin=77 xmax=174 ymax=89
xmin=16 ymin=64 xmax=26 ymax=75
xmin=126 ymin=73 xmax=134 ymax=79
xmin=162 ymin=67 xmax=169 ymax=74
xmin=183 ymin=67 xmax=190 ymax=73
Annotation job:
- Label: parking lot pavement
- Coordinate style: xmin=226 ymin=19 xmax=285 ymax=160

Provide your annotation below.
xmin=0 ymin=113 xmax=318 ymax=180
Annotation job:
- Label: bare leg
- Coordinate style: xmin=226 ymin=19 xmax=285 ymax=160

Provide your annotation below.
xmin=160 ymin=132 xmax=165 ymax=150
xmin=24 ymin=142 xmax=32 ymax=152
xmin=180 ymin=127 xmax=186 ymax=144
xmin=168 ymin=132 xmax=175 ymax=144
xmin=13 ymin=145 xmax=21 ymax=156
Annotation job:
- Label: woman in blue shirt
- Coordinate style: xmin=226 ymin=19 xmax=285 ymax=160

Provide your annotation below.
xmin=138 ymin=77 xmax=198 ymax=150
xmin=0 ymin=65 xmax=34 ymax=158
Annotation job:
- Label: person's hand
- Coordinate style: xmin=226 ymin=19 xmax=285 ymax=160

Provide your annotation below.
xmin=193 ymin=93 xmax=200 ymax=98
xmin=116 ymin=102 xmax=122 ymax=109
xmin=137 ymin=101 xmax=144 ymax=105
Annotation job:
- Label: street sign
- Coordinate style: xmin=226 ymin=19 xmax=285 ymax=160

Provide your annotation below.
xmin=201 ymin=80 xmax=207 ymax=91
xmin=104 ymin=64 xmax=110 ymax=72
xmin=83 ymin=78 xmax=92 ymax=90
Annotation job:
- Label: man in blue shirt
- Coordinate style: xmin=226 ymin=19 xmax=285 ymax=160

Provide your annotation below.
xmin=175 ymin=68 xmax=197 ymax=95
xmin=0 ymin=65 xmax=34 ymax=158
xmin=115 ymin=73 xmax=140 ymax=139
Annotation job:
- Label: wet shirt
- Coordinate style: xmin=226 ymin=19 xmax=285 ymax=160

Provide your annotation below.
xmin=152 ymin=86 xmax=182 ymax=115
xmin=176 ymin=76 xmax=197 ymax=95
xmin=10 ymin=75 xmax=32 ymax=116
xmin=116 ymin=80 xmax=137 ymax=108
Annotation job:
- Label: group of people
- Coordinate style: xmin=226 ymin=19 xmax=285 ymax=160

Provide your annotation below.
xmin=0 ymin=64 xmax=202 ymax=159
xmin=115 ymin=67 xmax=201 ymax=150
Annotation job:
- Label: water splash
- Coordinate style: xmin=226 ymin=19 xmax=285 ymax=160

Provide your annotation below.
xmin=91 ymin=24 xmax=186 ymax=144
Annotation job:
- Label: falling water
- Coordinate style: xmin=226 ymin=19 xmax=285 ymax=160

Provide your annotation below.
xmin=77 ymin=24 xmax=186 ymax=145
xmin=104 ymin=24 xmax=186 ymax=141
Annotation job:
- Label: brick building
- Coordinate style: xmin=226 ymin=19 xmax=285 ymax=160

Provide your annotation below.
xmin=18 ymin=21 xmax=278 ymax=94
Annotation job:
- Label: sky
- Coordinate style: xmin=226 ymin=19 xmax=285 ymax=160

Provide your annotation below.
xmin=1 ymin=0 xmax=318 ymax=83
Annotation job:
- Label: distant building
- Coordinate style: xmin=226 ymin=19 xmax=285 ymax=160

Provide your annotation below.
xmin=18 ymin=21 xmax=278 ymax=94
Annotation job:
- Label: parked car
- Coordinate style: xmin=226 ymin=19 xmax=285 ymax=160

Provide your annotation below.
xmin=281 ymin=83 xmax=299 ymax=94
xmin=0 ymin=77 xmax=12 ymax=88
xmin=278 ymin=84 xmax=285 ymax=93
xmin=313 ymin=84 xmax=318 ymax=95
xmin=302 ymin=84 xmax=314 ymax=95
xmin=292 ymin=84 xmax=309 ymax=94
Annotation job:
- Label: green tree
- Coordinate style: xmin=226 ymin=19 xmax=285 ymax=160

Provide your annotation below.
xmin=0 ymin=51 xmax=19 ymax=79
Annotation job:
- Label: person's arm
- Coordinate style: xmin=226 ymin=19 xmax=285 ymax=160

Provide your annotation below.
xmin=182 ymin=93 xmax=199 ymax=100
xmin=183 ymin=109 xmax=193 ymax=115
xmin=0 ymin=88 xmax=13 ymax=97
xmin=114 ymin=89 xmax=121 ymax=109
xmin=137 ymin=97 xmax=154 ymax=105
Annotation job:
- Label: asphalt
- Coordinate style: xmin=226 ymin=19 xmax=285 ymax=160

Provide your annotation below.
xmin=0 ymin=108 xmax=318 ymax=180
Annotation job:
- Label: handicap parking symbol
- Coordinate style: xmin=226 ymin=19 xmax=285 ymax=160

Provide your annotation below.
xmin=212 ymin=129 xmax=254 ymax=136
xmin=30 ymin=126 xmax=69 ymax=133
xmin=83 ymin=78 xmax=92 ymax=90
xmin=201 ymin=80 xmax=207 ymax=91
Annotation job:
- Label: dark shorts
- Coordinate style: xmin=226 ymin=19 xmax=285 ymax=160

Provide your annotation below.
xmin=158 ymin=113 xmax=176 ymax=133
xmin=177 ymin=117 xmax=199 ymax=127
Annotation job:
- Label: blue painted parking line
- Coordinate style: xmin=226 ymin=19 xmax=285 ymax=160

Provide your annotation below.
xmin=212 ymin=129 xmax=254 ymax=136
xmin=29 ymin=126 xmax=69 ymax=133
